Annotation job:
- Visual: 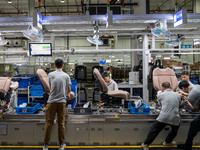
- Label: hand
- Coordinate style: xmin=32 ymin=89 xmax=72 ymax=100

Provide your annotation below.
xmin=178 ymin=91 xmax=188 ymax=96
xmin=182 ymin=97 xmax=188 ymax=103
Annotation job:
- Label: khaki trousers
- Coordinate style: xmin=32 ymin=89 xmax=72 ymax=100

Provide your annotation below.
xmin=44 ymin=103 xmax=66 ymax=145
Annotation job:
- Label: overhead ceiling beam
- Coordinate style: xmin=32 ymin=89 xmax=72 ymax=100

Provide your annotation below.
xmin=81 ymin=0 xmax=84 ymax=14
xmin=5 ymin=0 xmax=24 ymax=14
xmin=75 ymin=0 xmax=79 ymax=15
xmin=154 ymin=0 xmax=170 ymax=11
xmin=180 ymin=0 xmax=193 ymax=9
xmin=35 ymin=3 xmax=138 ymax=8
xmin=110 ymin=0 xmax=118 ymax=5
xmin=0 ymin=9 xmax=11 ymax=17
xmin=50 ymin=0 xmax=61 ymax=15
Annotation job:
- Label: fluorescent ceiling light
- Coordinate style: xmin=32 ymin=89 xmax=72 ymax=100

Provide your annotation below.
xmin=61 ymin=0 xmax=65 ymax=3
xmin=8 ymin=0 xmax=12 ymax=3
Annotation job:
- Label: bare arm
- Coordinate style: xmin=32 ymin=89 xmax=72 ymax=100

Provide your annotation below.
xmin=183 ymin=97 xmax=194 ymax=110
xmin=67 ymin=85 xmax=71 ymax=95
xmin=179 ymin=91 xmax=189 ymax=96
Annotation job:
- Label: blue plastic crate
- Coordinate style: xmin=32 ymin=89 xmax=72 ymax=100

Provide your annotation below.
xmin=30 ymin=84 xmax=43 ymax=97
xmin=71 ymin=79 xmax=77 ymax=85
xmin=17 ymin=95 xmax=28 ymax=105
xmin=33 ymin=99 xmax=47 ymax=108
xmin=13 ymin=75 xmax=36 ymax=89
xmin=128 ymin=102 xmax=150 ymax=114
xmin=69 ymin=84 xmax=77 ymax=109
xmin=16 ymin=103 xmax=40 ymax=114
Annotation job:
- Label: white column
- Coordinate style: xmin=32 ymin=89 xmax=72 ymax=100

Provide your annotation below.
xmin=195 ymin=0 xmax=200 ymax=13
xmin=51 ymin=36 xmax=55 ymax=62
xmin=152 ymin=35 xmax=155 ymax=49
xmin=131 ymin=37 xmax=138 ymax=70
xmin=28 ymin=0 xmax=35 ymax=17
xmin=143 ymin=35 xmax=149 ymax=104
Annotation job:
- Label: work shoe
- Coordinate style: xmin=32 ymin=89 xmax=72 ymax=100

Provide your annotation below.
xmin=59 ymin=143 xmax=66 ymax=150
xmin=163 ymin=141 xmax=177 ymax=146
xmin=177 ymin=144 xmax=193 ymax=150
xmin=43 ymin=145 xmax=48 ymax=150
xmin=141 ymin=143 xmax=149 ymax=150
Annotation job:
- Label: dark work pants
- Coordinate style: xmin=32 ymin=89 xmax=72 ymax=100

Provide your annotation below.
xmin=144 ymin=120 xmax=180 ymax=145
xmin=184 ymin=115 xmax=200 ymax=149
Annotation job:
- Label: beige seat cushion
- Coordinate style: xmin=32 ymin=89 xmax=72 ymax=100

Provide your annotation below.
xmin=0 ymin=77 xmax=11 ymax=93
xmin=36 ymin=69 xmax=50 ymax=93
xmin=93 ymin=68 xmax=108 ymax=93
xmin=94 ymin=68 xmax=130 ymax=100
xmin=153 ymin=67 xmax=178 ymax=91
xmin=108 ymin=90 xmax=130 ymax=100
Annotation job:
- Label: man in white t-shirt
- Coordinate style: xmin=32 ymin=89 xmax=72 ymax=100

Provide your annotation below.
xmin=101 ymin=72 xmax=118 ymax=91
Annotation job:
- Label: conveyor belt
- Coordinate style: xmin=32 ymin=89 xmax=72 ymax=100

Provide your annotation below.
xmin=0 ymin=145 xmax=200 ymax=150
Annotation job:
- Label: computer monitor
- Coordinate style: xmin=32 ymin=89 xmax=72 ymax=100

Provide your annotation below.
xmin=29 ymin=43 xmax=52 ymax=56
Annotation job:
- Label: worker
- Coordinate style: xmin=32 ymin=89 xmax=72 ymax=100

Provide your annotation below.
xmin=177 ymin=80 xmax=200 ymax=150
xmin=1 ymin=73 xmax=19 ymax=112
xmin=14 ymin=68 xmax=18 ymax=76
xmin=101 ymin=72 xmax=118 ymax=91
xmin=177 ymin=71 xmax=194 ymax=112
xmin=141 ymin=82 xmax=181 ymax=150
xmin=43 ymin=59 xmax=71 ymax=150
xmin=178 ymin=71 xmax=194 ymax=90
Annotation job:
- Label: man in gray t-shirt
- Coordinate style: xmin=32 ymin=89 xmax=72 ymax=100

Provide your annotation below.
xmin=177 ymin=81 xmax=200 ymax=150
xmin=43 ymin=59 xmax=71 ymax=150
xmin=48 ymin=70 xmax=71 ymax=103
xmin=142 ymin=82 xmax=181 ymax=150
xmin=101 ymin=72 xmax=118 ymax=91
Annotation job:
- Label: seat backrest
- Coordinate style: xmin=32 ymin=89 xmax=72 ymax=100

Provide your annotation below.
xmin=0 ymin=77 xmax=11 ymax=93
xmin=93 ymin=68 xmax=108 ymax=93
xmin=92 ymin=66 xmax=104 ymax=81
xmin=36 ymin=69 xmax=50 ymax=93
xmin=75 ymin=65 xmax=87 ymax=82
xmin=77 ymin=88 xmax=88 ymax=102
xmin=153 ymin=67 xmax=178 ymax=91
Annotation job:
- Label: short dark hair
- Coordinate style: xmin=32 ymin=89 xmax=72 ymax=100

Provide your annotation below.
xmin=55 ymin=59 xmax=64 ymax=69
xmin=181 ymin=71 xmax=189 ymax=76
xmin=162 ymin=82 xmax=171 ymax=89
xmin=178 ymin=80 xmax=190 ymax=89
xmin=101 ymin=72 xmax=109 ymax=78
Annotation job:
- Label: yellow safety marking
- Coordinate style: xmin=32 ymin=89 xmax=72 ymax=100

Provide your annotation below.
xmin=0 ymin=145 xmax=200 ymax=148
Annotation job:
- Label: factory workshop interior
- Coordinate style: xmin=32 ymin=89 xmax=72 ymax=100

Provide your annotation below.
xmin=1 ymin=0 xmax=200 ymax=150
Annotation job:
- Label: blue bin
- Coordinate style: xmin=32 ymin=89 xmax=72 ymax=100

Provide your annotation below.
xmin=68 ymin=80 xmax=77 ymax=109
xmin=128 ymin=102 xmax=150 ymax=114
xmin=30 ymin=84 xmax=43 ymax=97
xmin=13 ymin=75 xmax=36 ymax=89
xmin=17 ymin=94 xmax=28 ymax=105
xmin=16 ymin=103 xmax=40 ymax=114
xmin=33 ymin=99 xmax=47 ymax=108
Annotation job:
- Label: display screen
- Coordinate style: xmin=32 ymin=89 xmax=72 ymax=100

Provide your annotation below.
xmin=29 ymin=43 xmax=52 ymax=56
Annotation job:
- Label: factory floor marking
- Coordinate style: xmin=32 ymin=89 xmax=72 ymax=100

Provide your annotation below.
xmin=0 ymin=145 xmax=200 ymax=149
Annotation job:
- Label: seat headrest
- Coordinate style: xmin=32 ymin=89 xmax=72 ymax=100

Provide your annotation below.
xmin=153 ymin=67 xmax=178 ymax=91
xmin=75 ymin=65 xmax=87 ymax=81
xmin=0 ymin=77 xmax=11 ymax=93
xmin=36 ymin=69 xmax=50 ymax=93
xmin=93 ymin=68 xmax=108 ymax=93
